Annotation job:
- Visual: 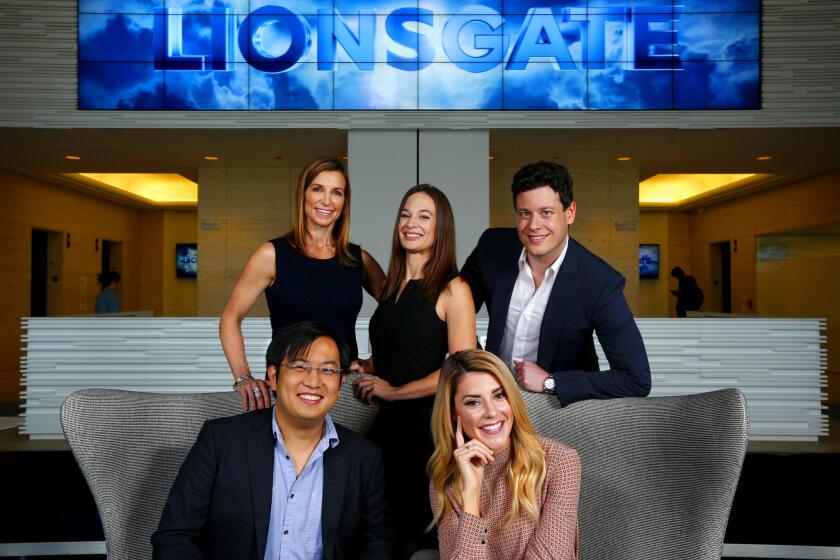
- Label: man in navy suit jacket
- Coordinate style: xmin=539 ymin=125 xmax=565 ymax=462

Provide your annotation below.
xmin=152 ymin=322 xmax=392 ymax=559
xmin=462 ymin=161 xmax=651 ymax=407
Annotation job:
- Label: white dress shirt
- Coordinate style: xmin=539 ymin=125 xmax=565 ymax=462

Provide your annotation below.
xmin=498 ymin=238 xmax=569 ymax=372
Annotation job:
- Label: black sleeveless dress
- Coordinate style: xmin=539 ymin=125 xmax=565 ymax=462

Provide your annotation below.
xmin=264 ymin=236 xmax=363 ymax=358
xmin=368 ymin=279 xmax=449 ymax=556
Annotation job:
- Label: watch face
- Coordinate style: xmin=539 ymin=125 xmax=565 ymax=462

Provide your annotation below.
xmin=544 ymin=377 xmax=555 ymax=391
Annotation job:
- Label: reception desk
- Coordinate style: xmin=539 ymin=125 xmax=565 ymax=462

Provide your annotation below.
xmin=20 ymin=316 xmax=827 ymax=440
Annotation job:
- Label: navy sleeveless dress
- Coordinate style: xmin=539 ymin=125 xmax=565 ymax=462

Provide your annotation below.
xmin=368 ymin=279 xmax=449 ymax=556
xmin=264 ymin=236 xmax=363 ymax=359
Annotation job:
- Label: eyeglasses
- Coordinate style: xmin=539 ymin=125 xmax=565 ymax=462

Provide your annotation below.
xmin=281 ymin=362 xmax=344 ymax=377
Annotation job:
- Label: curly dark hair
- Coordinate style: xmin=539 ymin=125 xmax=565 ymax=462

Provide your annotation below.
xmin=511 ymin=160 xmax=574 ymax=210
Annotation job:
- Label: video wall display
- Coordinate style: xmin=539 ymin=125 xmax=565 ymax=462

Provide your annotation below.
xmin=78 ymin=0 xmax=760 ymax=110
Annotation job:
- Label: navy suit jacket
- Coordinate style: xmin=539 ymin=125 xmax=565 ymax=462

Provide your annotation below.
xmin=152 ymin=408 xmax=392 ymax=560
xmin=462 ymin=228 xmax=651 ymax=407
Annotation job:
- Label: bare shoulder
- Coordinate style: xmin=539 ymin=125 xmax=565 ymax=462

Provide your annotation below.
xmin=249 ymin=241 xmax=276 ymax=275
xmin=251 ymin=241 xmax=275 ymax=264
xmin=443 ymin=276 xmax=473 ymax=300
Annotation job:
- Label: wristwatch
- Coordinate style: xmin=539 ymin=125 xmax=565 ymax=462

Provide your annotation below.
xmin=542 ymin=375 xmax=556 ymax=395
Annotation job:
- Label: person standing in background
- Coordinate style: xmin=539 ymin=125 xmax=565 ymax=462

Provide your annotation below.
xmin=670 ymin=266 xmax=704 ymax=317
xmin=94 ymin=270 xmax=121 ymax=314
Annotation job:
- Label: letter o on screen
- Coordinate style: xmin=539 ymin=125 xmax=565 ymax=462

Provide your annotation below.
xmin=239 ymin=5 xmax=311 ymax=73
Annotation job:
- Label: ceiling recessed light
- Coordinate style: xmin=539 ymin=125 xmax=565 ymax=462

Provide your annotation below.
xmin=203 ymin=155 xmax=220 ymax=161
xmin=755 ymin=155 xmax=772 ymax=161
xmin=65 ymin=155 xmax=81 ymax=160
xmin=616 ymin=156 xmax=632 ymax=161
xmin=71 ymin=173 xmax=198 ymax=204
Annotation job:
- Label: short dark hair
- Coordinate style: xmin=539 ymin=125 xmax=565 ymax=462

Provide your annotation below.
xmin=97 ymin=270 xmax=121 ymax=287
xmin=671 ymin=266 xmax=685 ymax=279
xmin=265 ymin=321 xmax=351 ymax=375
xmin=511 ymin=160 xmax=574 ymax=210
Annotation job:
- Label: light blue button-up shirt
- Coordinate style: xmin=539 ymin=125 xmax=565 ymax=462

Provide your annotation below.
xmin=264 ymin=409 xmax=339 ymax=560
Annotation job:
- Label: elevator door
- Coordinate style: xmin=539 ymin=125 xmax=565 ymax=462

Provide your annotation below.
xmin=31 ymin=229 xmax=63 ymax=316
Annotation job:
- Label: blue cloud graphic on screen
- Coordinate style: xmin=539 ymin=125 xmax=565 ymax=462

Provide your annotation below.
xmin=78 ymin=0 xmax=760 ymax=110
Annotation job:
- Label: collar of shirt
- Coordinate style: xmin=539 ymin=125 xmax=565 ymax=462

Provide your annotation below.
xmin=271 ymin=408 xmax=340 ymax=457
xmin=517 ymin=235 xmax=570 ymax=282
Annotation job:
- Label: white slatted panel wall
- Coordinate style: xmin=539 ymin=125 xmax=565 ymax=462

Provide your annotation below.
xmin=21 ymin=316 xmax=827 ymax=440
xmin=0 ymin=0 xmax=839 ymax=128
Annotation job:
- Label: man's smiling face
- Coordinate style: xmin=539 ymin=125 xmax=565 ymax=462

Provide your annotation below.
xmin=269 ymin=336 xmax=342 ymax=427
xmin=515 ymin=185 xmax=576 ymax=266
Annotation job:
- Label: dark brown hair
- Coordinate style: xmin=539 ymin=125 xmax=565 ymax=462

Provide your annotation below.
xmin=511 ymin=160 xmax=574 ymax=210
xmin=380 ymin=185 xmax=458 ymax=303
xmin=286 ymin=156 xmax=358 ymax=267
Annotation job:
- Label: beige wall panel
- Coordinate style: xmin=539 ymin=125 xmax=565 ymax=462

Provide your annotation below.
xmin=197 ymin=167 xmax=296 ymax=317
xmin=226 ymin=218 xmax=282 ymax=270
xmin=197 ymin=269 xmax=230 ymax=317
xmin=197 ymin=220 xmax=228 ymax=272
xmin=572 ymin=220 xmax=611 ymax=257
xmin=610 ymin=175 xmax=641 ymax=221
xmin=162 ymin=211 xmax=198 ymax=316
xmin=198 ymin=169 xmax=229 ymax=219
xmin=226 ymin=168 xmax=292 ymax=220
xmin=573 ymin=170 xmax=611 ymax=216
xmin=139 ymin=211 xmax=164 ymax=316
xmin=752 ymin=173 xmax=840 ymax=235
xmin=638 ymin=213 xmax=670 ymax=317
xmin=610 ymin=228 xmax=639 ymax=266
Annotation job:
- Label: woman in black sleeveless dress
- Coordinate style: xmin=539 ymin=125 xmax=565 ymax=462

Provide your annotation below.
xmin=353 ymin=185 xmax=476 ymax=558
xmin=220 ymin=156 xmax=385 ymax=410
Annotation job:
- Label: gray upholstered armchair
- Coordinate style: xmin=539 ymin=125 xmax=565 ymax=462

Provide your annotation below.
xmin=61 ymin=386 xmax=747 ymax=560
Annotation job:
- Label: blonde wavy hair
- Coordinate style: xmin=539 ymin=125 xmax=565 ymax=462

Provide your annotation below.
xmin=287 ymin=156 xmax=358 ymax=267
xmin=427 ymin=349 xmax=547 ymax=528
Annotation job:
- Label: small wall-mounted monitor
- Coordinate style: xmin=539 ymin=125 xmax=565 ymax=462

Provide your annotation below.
xmin=639 ymin=244 xmax=660 ymax=279
xmin=176 ymin=243 xmax=197 ymax=278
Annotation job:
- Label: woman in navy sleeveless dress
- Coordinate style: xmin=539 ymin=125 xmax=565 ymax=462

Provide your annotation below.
xmin=220 ymin=156 xmax=385 ymax=410
xmin=353 ymin=185 xmax=476 ymax=558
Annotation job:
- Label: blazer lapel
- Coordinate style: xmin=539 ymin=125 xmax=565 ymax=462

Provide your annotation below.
xmin=537 ymin=238 xmax=580 ymax=368
xmin=321 ymin=444 xmax=349 ymax=559
xmin=246 ymin=410 xmax=275 ymax=559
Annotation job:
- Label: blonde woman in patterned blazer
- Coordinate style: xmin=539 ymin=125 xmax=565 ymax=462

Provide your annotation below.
xmin=428 ymin=349 xmax=580 ymax=559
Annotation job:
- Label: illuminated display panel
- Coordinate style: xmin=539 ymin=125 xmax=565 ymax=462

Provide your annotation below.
xmin=78 ymin=0 xmax=760 ymax=110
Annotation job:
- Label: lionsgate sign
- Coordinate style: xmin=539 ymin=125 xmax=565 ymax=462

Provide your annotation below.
xmin=78 ymin=0 xmax=760 ymax=110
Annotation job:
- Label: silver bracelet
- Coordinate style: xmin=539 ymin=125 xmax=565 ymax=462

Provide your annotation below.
xmin=232 ymin=374 xmax=254 ymax=390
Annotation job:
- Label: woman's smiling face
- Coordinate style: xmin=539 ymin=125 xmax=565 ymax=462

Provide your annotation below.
xmin=453 ymin=371 xmax=514 ymax=452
